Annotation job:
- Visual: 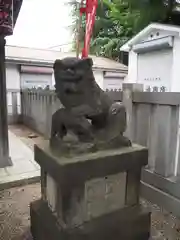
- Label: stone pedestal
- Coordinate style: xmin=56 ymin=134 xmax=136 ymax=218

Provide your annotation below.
xmin=30 ymin=141 xmax=151 ymax=240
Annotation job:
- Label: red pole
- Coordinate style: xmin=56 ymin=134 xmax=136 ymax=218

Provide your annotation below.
xmin=81 ymin=0 xmax=98 ymax=58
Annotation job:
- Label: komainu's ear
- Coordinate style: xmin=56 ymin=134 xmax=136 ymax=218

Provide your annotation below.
xmin=53 ymin=59 xmax=63 ymax=70
xmin=82 ymin=57 xmax=93 ymax=67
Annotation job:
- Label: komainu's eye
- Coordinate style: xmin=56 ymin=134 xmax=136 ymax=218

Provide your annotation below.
xmin=67 ymin=68 xmax=74 ymax=74
xmin=111 ymin=108 xmax=117 ymax=115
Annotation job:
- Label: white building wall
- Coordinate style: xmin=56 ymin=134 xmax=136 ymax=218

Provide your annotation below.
xmin=171 ymin=37 xmax=180 ymax=92
xmin=20 ymin=73 xmax=52 ymax=89
xmin=6 ymin=63 xmax=20 ymax=90
xmin=127 ymin=51 xmax=138 ymax=83
xmin=103 ymin=72 xmax=126 ymax=90
xmin=127 ymin=42 xmax=175 ymax=91
xmin=93 ymin=70 xmax=104 ymax=89
xmin=5 ymin=62 xmax=126 ymax=118
xmin=124 ymin=26 xmax=180 ymax=92
xmin=137 ymin=49 xmax=172 ymax=91
xmin=6 ymin=63 xmax=21 ymax=114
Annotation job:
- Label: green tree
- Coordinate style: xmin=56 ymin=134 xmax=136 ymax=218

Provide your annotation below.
xmin=69 ymin=0 xmax=180 ymax=60
xmin=124 ymin=0 xmax=180 ymax=30
xmin=90 ymin=0 xmax=138 ymax=59
xmin=69 ymin=0 xmax=137 ymax=60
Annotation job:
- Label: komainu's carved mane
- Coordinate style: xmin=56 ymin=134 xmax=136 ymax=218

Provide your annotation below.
xmin=50 ymin=57 xmax=131 ymax=154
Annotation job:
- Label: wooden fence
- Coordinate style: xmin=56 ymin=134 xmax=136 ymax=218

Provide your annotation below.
xmin=20 ymin=90 xmax=61 ymax=137
xmin=20 ymin=83 xmax=180 ymax=218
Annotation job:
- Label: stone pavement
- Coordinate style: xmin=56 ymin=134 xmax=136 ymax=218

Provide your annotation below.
xmin=0 ymin=130 xmax=40 ymax=190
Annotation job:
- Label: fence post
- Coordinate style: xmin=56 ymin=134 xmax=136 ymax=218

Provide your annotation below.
xmin=12 ymin=91 xmax=18 ymax=117
xmin=45 ymin=91 xmax=53 ymax=138
xmin=122 ymin=83 xmax=143 ymax=141
xmin=20 ymin=90 xmax=23 ymax=123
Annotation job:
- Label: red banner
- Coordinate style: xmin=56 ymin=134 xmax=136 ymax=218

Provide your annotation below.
xmin=0 ymin=0 xmax=23 ymax=36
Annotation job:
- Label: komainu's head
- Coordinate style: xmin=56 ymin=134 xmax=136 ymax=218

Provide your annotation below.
xmin=53 ymin=57 xmax=93 ymax=82
xmin=53 ymin=57 xmax=96 ymax=108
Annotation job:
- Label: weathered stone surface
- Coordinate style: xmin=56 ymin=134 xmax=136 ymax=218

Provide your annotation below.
xmin=85 ymin=172 xmax=126 ymax=218
xmin=46 ymin=174 xmax=57 ymax=213
xmin=32 ymin=141 xmax=150 ymax=238
xmin=30 ymin=199 xmax=151 ymax=240
xmin=50 ymin=57 xmax=131 ymax=153
xmin=45 ymin=171 xmax=127 ymax=227
xmin=35 ymin=142 xmax=148 ymax=228
xmin=34 ymin=142 xmax=148 ymax=188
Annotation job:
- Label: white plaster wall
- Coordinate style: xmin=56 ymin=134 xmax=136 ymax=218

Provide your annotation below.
xmin=171 ymin=37 xmax=180 ymax=92
xmin=21 ymin=73 xmax=52 ymax=89
xmin=137 ymin=49 xmax=172 ymax=91
xmin=6 ymin=63 xmax=20 ymax=90
xmin=93 ymin=70 xmax=104 ymax=89
xmin=6 ymin=64 xmax=21 ymax=114
xmin=124 ymin=27 xmax=180 ymax=92
xmin=127 ymin=48 xmax=174 ymax=91
xmin=127 ymin=51 xmax=138 ymax=83
xmin=104 ymin=77 xmax=124 ymax=90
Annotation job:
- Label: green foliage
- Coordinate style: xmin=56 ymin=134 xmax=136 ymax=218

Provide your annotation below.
xmin=69 ymin=0 xmax=180 ymax=60
xmin=124 ymin=0 xmax=180 ymax=30
xmin=90 ymin=0 xmax=139 ymax=59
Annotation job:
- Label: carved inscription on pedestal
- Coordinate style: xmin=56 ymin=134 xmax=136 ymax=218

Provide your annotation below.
xmin=85 ymin=172 xmax=127 ymax=219
xmin=45 ymin=172 xmax=127 ymax=227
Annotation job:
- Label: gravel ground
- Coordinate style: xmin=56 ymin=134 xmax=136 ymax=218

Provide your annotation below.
xmin=0 ymin=184 xmax=40 ymax=240
xmin=142 ymin=199 xmax=180 ymax=239
xmin=1 ymin=183 xmax=180 ymax=240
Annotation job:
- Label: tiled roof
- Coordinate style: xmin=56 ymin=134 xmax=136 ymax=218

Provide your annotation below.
xmin=5 ymin=45 xmax=128 ymax=71
xmin=120 ymin=23 xmax=180 ymax=52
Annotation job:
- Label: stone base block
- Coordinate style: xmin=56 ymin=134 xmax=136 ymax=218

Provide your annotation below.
xmin=30 ymin=199 xmax=150 ymax=240
xmin=35 ymin=142 xmax=148 ymax=227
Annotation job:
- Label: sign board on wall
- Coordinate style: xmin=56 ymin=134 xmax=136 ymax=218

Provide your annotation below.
xmin=137 ymin=49 xmax=172 ymax=92
xmin=104 ymin=78 xmax=123 ymax=91
xmin=20 ymin=65 xmax=53 ymax=89
xmin=20 ymin=73 xmax=52 ymax=89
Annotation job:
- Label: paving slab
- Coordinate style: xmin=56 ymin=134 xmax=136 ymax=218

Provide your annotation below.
xmin=0 ymin=130 xmax=40 ymax=190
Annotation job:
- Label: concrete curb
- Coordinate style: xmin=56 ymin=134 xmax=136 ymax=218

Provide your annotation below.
xmin=0 ymin=171 xmax=40 ymax=190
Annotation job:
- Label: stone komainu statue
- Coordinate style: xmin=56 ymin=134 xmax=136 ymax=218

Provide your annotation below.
xmin=50 ymin=57 xmax=131 ymax=154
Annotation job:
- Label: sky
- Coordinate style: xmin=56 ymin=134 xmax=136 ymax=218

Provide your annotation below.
xmin=6 ymin=0 xmax=73 ymax=51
